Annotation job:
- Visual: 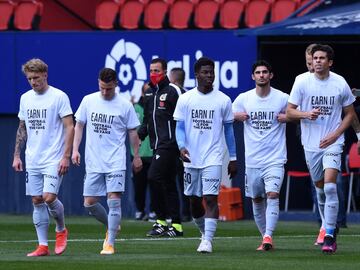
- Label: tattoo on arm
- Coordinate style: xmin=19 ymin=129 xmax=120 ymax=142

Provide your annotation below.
xmin=14 ymin=121 xmax=27 ymax=157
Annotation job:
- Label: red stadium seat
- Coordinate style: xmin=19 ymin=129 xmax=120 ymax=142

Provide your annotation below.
xmin=346 ymin=143 xmax=360 ymax=213
xmin=119 ymin=0 xmax=144 ymax=29
xmin=297 ymin=0 xmax=321 ymax=17
xmin=0 ymin=0 xmax=17 ymax=30
xmin=169 ymin=0 xmax=195 ymax=29
xmin=14 ymin=0 xmax=43 ymax=30
xmin=95 ymin=1 xmax=121 ymax=30
xmin=143 ymin=0 xmax=169 ymax=29
xmin=219 ymin=0 xmax=248 ymax=29
xmin=194 ymin=0 xmax=220 ymax=29
xmin=244 ymin=0 xmax=273 ymax=28
xmin=271 ymin=0 xmax=300 ymax=23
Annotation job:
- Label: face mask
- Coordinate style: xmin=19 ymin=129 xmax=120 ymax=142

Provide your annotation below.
xmin=150 ymin=73 xmax=164 ymax=85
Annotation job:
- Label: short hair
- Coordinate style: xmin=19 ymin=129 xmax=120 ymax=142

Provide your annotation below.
xmin=22 ymin=58 xmax=48 ymax=74
xmin=98 ymin=68 xmax=117 ymax=83
xmin=170 ymin=67 xmax=185 ymax=86
xmin=194 ymin=57 xmax=215 ymax=73
xmin=252 ymin=60 xmax=272 ymax=74
xmin=311 ymin=44 xmax=334 ymax=61
xmin=151 ymin=58 xmax=167 ymax=70
xmin=305 ymin=43 xmax=318 ymax=56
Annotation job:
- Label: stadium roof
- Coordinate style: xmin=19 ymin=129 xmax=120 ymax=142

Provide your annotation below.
xmin=236 ymin=0 xmax=360 ymax=36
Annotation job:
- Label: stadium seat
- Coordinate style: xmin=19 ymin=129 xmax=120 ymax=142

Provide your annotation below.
xmin=219 ymin=0 xmax=248 ymax=29
xmin=193 ymin=0 xmax=220 ymax=29
xmin=297 ymin=0 xmax=321 ymax=16
xmin=169 ymin=0 xmax=195 ymax=29
xmin=346 ymin=143 xmax=360 ymax=213
xmin=95 ymin=0 xmax=121 ymax=30
xmin=119 ymin=0 xmax=145 ymax=29
xmin=0 ymin=0 xmax=17 ymax=30
xmin=143 ymin=0 xmax=169 ymax=29
xmin=271 ymin=0 xmax=300 ymax=23
xmin=284 ymin=170 xmax=311 ymax=212
xmin=14 ymin=0 xmax=43 ymax=30
xmin=244 ymin=0 xmax=273 ymax=28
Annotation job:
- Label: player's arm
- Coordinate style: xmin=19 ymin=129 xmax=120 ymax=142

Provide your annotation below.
xmin=286 ymin=102 xmax=321 ymax=121
xmin=71 ymin=121 xmax=84 ymax=166
xmin=129 ymin=128 xmax=143 ymax=173
xmin=176 ymin=120 xmax=190 ymax=162
xmin=12 ymin=120 xmax=27 ymax=171
xmin=58 ymin=115 xmax=74 ymax=176
xmin=137 ymin=97 xmax=149 ymax=141
xmin=233 ymin=112 xmax=249 ymax=122
xmin=320 ymin=104 xmax=355 ymax=149
xmin=224 ymin=122 xmax=237 ymax=179
xmin=350 ymin=113 xmax=360 ymax=154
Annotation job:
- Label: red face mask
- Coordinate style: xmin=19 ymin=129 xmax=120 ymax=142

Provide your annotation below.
xmin=150 ymin=72 xmax=164 ymax=85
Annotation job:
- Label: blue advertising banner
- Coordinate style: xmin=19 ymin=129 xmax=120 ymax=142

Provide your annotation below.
xmin=0 ymin=31 xmax=256 ymax=114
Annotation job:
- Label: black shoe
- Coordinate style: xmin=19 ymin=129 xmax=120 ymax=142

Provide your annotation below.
xmin=162 ymin=226 xmax=183 ymax=237
xmin=146 ymin=223 xmax=168 ymax=237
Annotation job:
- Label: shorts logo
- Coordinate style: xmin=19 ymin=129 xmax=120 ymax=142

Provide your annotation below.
xmin=105 ymin=39 xmax=147 ymax=102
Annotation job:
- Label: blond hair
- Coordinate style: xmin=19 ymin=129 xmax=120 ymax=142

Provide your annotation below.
xmin=305 ymin=44 xmax=318 ymax=56
xmin=22 ymin=58 xmax=48 ymax=74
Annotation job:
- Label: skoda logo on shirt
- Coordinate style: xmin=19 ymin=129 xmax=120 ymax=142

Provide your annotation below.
xmin=105 ymin=39 xmax=147 ymax=103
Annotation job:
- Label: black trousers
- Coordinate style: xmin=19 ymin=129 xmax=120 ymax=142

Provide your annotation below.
xmin=132 ymin=157 xmax=155 ymax=213
xmin=148 ymin=148 xmax=181 ymax=224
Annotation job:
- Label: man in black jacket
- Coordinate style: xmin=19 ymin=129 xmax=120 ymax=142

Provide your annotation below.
xmin=138 ymin=58 xmax=184 ymax=237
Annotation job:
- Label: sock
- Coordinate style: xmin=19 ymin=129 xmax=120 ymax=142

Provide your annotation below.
xmin=265 ymin=198 xmax=279 ymax=237
xmin=315 ymin=186 xmax=326 ymax=229
xmin=193 ymin=216 xmax=205 ymax=236
xmin=204 ymin=218 xmax=217 ymax=242
xmin=107 ymin=198 xmax=121 ymax=246
xmin=324 ymin=183 xmax=339 ymax=235
xmin=33 ymin=203 xmax=49 ymax=246
xmin=84 ymin=202 xmax=108 ymax=227
xmin=46 ymin=199 xmax=65 ymax=232
xmin=252 ymin=200 xmax=266 ymax=236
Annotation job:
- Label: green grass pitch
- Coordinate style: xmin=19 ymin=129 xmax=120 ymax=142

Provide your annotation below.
xmin=0 ymin=215 xmax=360 ymax=270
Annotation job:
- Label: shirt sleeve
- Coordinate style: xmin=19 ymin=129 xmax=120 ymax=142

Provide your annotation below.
xmin=75 ymin=96 xmax=87 ymax=124
xmin=126 ymin=103 xmax=141 ymax=129
xmin=173 ymin=95 xmax=185 ymax=121
xmin=58 ymin=92 xmax=73 ymax=118
xmin=288 ymin=77 xmax=303 ymax=106
xmin=341 ymin=82 xmax=356 ymax=107
xmin=223 ymin=96 xmax=234 ymax=123
xmin=18 ymin=95 xmax=26 ymax=120
xmin=232 ymin=94 xmax=245 ymax=113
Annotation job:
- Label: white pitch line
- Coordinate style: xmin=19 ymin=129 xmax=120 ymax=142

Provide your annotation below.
xmin=1 ymin=235 xmax=359 ymax=244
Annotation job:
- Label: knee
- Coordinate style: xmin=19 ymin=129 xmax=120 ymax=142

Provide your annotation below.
xmin=324 ymin=183 xmax=337 ymax=196
xmin=203 ymin=195 xmax=218 ymax=210
xmin=266 ymin=192 xmax=279 ymax=200
xmin=32 ymin=196 xmax=44 ymax=205
xmin=252 ymin=197 xmax=264 ymax=203
xmin=84 ymin=197 xmax=98 ymax=207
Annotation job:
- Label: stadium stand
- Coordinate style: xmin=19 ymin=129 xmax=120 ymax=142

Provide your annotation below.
xmin=270 ymin=0 xmax=300 ymax=23
xmin=244 ymin=0 xmax=273 ymax=28
xmin=95 ymin=0 xmax=122 ymax=30
xmin=168 ymin=0 xmax=195 ymax=29
xmin=193 ymin=0 xmax=221 ymax=29
xmin=143 ymin=0 xmax=169 ymax=29
xmin=219 ymin=0 xmax=248 ymax=29
xmin=14 ymin=0 xmax=43 ymax=30
xmin=0 ymin=0 xmax=17 ymax=30
xmin=119 ymin=0 xmax=145 ymax=29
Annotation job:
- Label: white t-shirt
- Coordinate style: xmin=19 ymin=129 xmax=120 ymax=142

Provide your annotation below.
xmin=289 ymin=71 xmax=355 ymax=152
xmin=232 ymin=87 xmax=288 ymax=168
xmin=173 ymin=88 xmax=233 ymax=169
xmin=75 ymin=92 xmax=140 ymax=173
xmin=18 ymin=86 xmax=73 ymax=169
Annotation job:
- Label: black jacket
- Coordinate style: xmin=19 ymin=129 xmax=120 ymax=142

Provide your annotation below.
xmin=138 ymin=76 xmax=184 ymax=150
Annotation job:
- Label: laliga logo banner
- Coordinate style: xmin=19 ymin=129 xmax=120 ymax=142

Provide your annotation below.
xmin=105 ymin=39 xmax=147 ymax=102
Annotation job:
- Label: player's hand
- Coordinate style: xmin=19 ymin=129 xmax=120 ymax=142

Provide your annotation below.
xmin=58 ymin=157 xmax=70 ymax=176
xmin=234 ymin=112 xmax=249 ymax=122
xmin=71 ymin=151 xmax=81 ymax=166
xmin=319 ymin=132 xmax=338 ymax=149
xmin=180 ymin=147 xmax=191 ymax=163
xmin=307 ymin=108 xmax=321 ymax=120
xmin=277 ymin=113 xmax=287 ymax=123
xmin=12 ymin=156 xmax=23 ymax=171
xmin=132 ymin=156 xmax=143 ymax=173
xmin=228 ymin=160 xmax=237 ymax=179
